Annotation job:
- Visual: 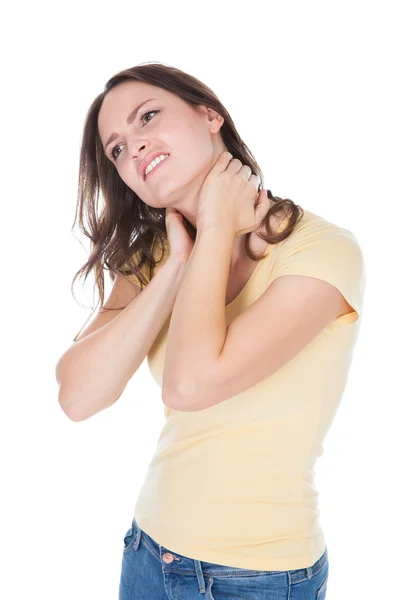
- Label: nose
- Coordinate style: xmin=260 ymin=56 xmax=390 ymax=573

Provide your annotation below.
xmin=129 ymin=139 xmax=147 ymax=161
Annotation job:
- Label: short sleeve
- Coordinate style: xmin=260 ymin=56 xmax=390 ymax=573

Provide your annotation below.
xmin=272 ymin=218 xmax=367 ymax=324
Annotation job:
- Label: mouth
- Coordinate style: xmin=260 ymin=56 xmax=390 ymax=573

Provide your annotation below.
xmin=144 ymin=154 xmax=170 ymax=181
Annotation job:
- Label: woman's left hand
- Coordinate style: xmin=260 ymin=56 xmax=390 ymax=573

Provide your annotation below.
xmin=196 ymin=151 xmax=270 ymax=237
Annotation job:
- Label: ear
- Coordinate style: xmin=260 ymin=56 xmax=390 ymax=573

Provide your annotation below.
xmin=196 ymin=105 xmax=224 ymax=133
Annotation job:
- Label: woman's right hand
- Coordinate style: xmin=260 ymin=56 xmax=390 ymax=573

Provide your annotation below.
xmin=165 ymin=208 xmax=196 ymax=263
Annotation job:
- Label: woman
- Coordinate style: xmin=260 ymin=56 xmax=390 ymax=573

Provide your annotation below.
xmin=56 ymin=62 xmax=366 ymax=599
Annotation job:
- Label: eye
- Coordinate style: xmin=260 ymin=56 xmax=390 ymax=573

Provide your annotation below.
xmin=139 ymin=108 xmax=158 ymax=126
xmin=108 ymin=110 xmax=159 ymax=161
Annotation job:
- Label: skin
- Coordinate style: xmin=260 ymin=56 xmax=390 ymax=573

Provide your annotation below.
xmin=97 ymin=80 xmax=281 ymax=279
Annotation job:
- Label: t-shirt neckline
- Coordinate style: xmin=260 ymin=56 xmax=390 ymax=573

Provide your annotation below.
xmin=225 ymin=212 xmax=290 ymax=309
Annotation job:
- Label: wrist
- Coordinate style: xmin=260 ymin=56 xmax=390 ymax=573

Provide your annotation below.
xmin=196 ymin=224 xmax=236 ymax=243
xmin=165 ymin=253 xmax=190 ymax=271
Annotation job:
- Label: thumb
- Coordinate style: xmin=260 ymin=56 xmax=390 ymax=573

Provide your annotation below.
xmin=166 ymin=207 xmax=181 ymax=224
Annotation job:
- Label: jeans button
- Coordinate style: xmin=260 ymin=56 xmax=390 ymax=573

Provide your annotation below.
xmin=163 ymin=552 xmax=174 ymax=563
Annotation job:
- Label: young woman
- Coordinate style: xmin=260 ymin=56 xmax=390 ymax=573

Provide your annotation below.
xmin=56 ymin=62 xmax=365 ymax=599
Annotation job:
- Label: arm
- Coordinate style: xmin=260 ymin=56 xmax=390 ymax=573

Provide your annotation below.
xmin=162 ymin=226 xmax=359 ymax=413
xmin=57 ymin=257 xmax=186 ymax=422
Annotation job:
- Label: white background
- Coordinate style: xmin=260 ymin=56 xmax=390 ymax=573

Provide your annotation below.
xmin=1 ymin=1 xmax=404 ymax=598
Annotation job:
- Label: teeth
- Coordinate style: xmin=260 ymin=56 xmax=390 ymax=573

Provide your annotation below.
xmin=145 ymin=154 xmax=169 ymax=176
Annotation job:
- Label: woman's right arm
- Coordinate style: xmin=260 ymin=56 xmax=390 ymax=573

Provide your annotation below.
xmin=55 ymin=257 xmax=186 ymax=422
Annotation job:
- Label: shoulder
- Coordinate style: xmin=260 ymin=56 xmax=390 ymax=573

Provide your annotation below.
xmin=272 ymin=208 xmax=366 ymax=321
xmin=279 ymin=208 xmax=363 ymax=250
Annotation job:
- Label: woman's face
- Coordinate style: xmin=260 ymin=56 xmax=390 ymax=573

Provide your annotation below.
xmin=97 ymin=80 xmax=226 ymax=210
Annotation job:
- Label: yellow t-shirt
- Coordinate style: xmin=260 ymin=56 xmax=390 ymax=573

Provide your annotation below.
xmin=131 ymin=208 xmax=367 ymax=571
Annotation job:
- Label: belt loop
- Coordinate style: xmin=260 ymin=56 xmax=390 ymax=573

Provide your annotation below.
xmin=132 ymin=519 xmax=142 ymax=551
xmin=306 ymin=566 xmax=312 ymax=579
xmin=194 ymin=559 xmax=206 ymax=593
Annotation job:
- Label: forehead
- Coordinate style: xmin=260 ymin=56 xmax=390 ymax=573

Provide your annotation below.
xmin=98 ymin=81 xmax=173 ymax=133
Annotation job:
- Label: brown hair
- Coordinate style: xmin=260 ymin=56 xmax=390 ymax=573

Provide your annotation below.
xmin=71 ymin=61 xmax=304 ymax=341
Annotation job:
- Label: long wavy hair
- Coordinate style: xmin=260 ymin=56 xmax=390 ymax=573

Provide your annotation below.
xmin=71 ymin=61 xmax=304 ymax=341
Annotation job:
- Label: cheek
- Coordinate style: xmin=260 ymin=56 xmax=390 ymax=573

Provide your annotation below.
xmin=116 ymin=165 xmax=143 ymax=196
xmin=174 ymin=132 xmax=213 ymax=172
xmin=118 ymin=167 xmax=133 ymax=187
xmin=171 ymin=153 xmax=207 ymax=185
xmin=184 ymin=148 xmax=214 ymax=178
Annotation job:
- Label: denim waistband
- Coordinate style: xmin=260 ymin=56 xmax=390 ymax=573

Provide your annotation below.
xmin=130 ymin=517 xmax=328 ymax=588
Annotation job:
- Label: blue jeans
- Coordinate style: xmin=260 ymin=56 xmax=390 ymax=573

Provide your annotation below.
xmin=119 ymin=517 xmax=329 ymax=599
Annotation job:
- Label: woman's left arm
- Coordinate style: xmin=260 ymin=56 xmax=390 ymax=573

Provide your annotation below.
xmin=162 ymin=222 xmax=350 ymax=413
xmin=162 ymin=151 xmax=354 ymax=411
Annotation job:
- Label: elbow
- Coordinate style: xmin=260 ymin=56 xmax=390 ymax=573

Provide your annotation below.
xmin=162 ymin=381 xmax=204 ymax=413
xmin=58 ymin=391 xmax=87 ymax=422
xmin=162 ymin=387 xmax=179 ymax=410
xmin=162 ymin=384 xmax=188 ymax=412
xmin=55 ymin=365 xmax=82 ymax=421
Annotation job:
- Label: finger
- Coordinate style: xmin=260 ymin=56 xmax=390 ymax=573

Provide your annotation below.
xmin=249 ymin=173 xmax=260 ymax=187
xmin=256 ymin=190 xmax=271 ymax=220
xmin=165 ymin=207 xmax=179 ymax=226
xmin=239 ymin=165 xmax=254 ymax=180
xmin=212 ymin=151 xmax=233 ymax=172
xmin=254 ymin=188 xmax=267 ymax=209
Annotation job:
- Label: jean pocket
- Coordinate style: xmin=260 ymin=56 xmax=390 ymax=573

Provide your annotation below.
xmin=316 ymin=574 xmax=328 ymax=599
xmin=123 ymin=519 xmax=140 ymax=553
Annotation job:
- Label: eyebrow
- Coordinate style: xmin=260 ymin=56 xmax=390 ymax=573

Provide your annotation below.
xmin=103 ymin=97 xmax=157 ymax=154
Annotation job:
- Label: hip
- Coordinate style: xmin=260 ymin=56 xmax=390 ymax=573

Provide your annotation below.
xmin=119 ymin=516 xmax=329 ymax=599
